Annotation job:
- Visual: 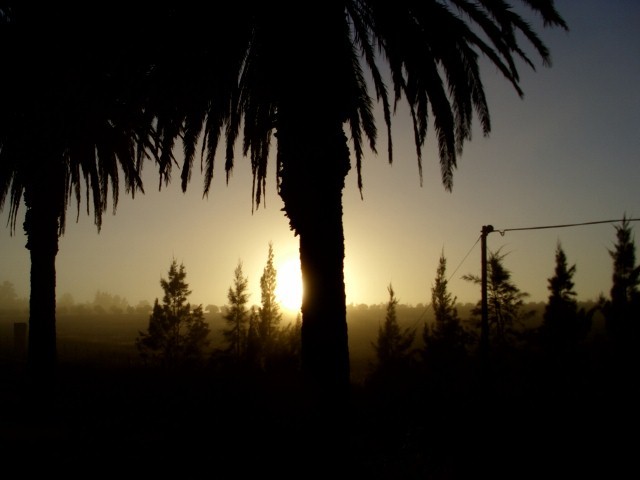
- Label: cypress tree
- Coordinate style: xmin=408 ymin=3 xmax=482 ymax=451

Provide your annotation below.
xmin=136 ymin=259 xmax=210 ymax=368
xmin=463 ymin=248 xmax=532 ymax=351
xmin=423 ymin=252 xmax=468 ymax=369
xmin=258 ymin=242 xmax=282 ymax=367
xmin=221 ymin=260 xmax=250 ymax=362
xmin=602 ymin=216 xmax=640 ymax=348
xmin=372 ymin=284 xmax=416 ymax=373
xmin=541 ymin=242 xmax=587 ymax=356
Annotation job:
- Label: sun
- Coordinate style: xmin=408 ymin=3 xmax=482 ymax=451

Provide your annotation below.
xmin=276 ymin=257 xmax=303 ymax=313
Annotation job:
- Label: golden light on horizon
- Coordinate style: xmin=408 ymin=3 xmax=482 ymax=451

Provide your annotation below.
xmin=276 ymin=257 xmax=302 ymax=313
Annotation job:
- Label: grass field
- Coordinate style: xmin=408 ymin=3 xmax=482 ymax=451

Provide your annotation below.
xmin=0 ymin=308 xmax=634 ymax=478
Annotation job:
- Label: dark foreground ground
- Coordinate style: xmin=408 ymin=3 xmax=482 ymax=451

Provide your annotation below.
xmin=1 ymin=346 xmax=637 ymax=480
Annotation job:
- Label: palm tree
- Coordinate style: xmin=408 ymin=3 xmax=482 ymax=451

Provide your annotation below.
xmin=151 ymin=1 xmax=568 ymax=399
xmin=0 ymin=4 xmax=157 ymax=380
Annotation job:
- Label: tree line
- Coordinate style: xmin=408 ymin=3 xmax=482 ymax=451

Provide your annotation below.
xmin=3 ymin=217 xmax=636 ymax=375
xmin=129 ymin=217 xmax=638 ymax=384
xmin=370 ymin=217 xmax=638 ymax=380
xmin=134 ymin=242 xmax=301 ymax=374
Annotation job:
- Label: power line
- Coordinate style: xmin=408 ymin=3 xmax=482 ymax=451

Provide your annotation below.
xmin=408 ymin=217 xmax=638 ymax=330
xmin=412 ymin=234 xmax=483 ymax=328
xmin=477 ymin=216 xmax=639 ymax=361
xmin=448 ymin=234 xmax=482 ymax=280
xmin=494 ymin=217 xmax=640 ymax=236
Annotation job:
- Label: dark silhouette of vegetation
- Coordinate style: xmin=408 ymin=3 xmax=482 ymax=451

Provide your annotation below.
xmin=0 ymin=4 xmax=160 ymax=380
xmin=219 ymin=260 xmax=251 ymax=363
xmin=135 ymin=259 xmax=210 ymax=368
xmin=3 ymin=240 xmax=636 ymax=478
xmin=422 ymin=251 xmax=469 ymax=371
xmin=256 ymin=244 xmax=303 ymax=372
xmin=213 ymin=247 xmax=301 ymax=373
xmin=464 ymin=248 xmax=534 ymax=352
xmin=601 ymin=216 xmax=640 ymax=350
xmin=245 ymin=305 xmax=262 ymax=368
xmin=148 ymin=2 xmax=568 ymax=399
xmin=1 ymin=1 xmax=578 ymax=473
xmin=257 ymin=242 xmax=283 ymax=368
xmin=370 ymin=284 xmax=416 ymax=376
xmin=540 ymin=242 xmax=592 ymax=357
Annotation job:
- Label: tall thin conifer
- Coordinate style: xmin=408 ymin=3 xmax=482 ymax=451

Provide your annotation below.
xmin=222 ymin=260 xmax=250 ymax=361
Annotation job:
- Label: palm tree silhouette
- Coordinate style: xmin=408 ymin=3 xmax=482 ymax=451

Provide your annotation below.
xmin=150 ymin=2 xmax=568 ymax=399
xmin=0 ymin=4 xmax=157 ymax=380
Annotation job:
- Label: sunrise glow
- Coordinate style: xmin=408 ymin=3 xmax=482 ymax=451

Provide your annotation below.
xmin=276 ymin=257 xmax=303 ymax=313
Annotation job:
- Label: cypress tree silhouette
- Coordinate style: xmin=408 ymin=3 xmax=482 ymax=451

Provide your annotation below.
xmin=136 ymin=259 xmax=210 ymax=368
xmin=258 ymin=242 xmax=283 ymax=368
xmin=220 ymin=260 xmax=251 ymax=363
xmin=464 ymin=248 xmax=533 ymax=352
xmin=371 ymin=284 xmax=416 ymax=376
xmin=423 ymin=252 xmax=469 ymax=372
xmin=602 ymin=216 xmax=640 ymax=351
xmin=541 ymin=242 xmax=591 ymax=358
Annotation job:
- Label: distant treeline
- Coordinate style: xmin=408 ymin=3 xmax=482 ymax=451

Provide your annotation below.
xmin=0 ymin=281 xmax=600 ymax=319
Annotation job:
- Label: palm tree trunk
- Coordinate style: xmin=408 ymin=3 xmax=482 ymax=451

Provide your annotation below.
xmin=277 ymin=111 xmax=352 ymax=403
xmin=23 ymin=167 xmax=63 ymax=381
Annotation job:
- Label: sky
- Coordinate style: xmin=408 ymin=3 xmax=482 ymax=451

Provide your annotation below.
xmin=1 ymin=0 xmax=639 ymax=313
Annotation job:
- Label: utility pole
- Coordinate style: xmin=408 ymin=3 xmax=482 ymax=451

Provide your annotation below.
xmin=480 ymin=225 xmax=494 ymax=364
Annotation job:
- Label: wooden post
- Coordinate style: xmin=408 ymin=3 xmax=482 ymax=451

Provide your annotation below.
xmin=480 ymin=225 xmax=493 ymax=363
